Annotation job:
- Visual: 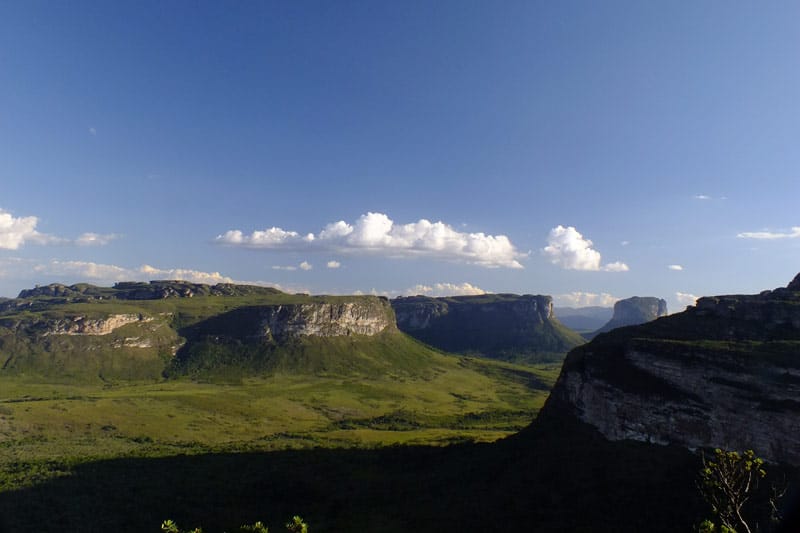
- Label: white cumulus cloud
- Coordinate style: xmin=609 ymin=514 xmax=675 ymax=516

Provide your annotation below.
xmin=675 ymin=292 xmax=699 ymax=307
xmin=0 ymin=210 xmax=45 ymax=250
xmin=404 ymin=282 xmax=486 ymax=297
xmin=543 ymin=225 xmax=629 ymax=272
xmin=737 ymin=227 xmax=800 ymax=240
xmin=215 ymin=212 xmax=524 ymax=268
xmin=326 ymin=260 xmax=341 ymax=269
xmin=554 ymin=291 xmax=619 ymax=308
xmin=299 ymin=261 xmax=312 ymax=271
xmin=668 ymin=264 xmax=683 ymax=271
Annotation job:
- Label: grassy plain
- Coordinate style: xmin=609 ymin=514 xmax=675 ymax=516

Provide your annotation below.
xmin=0 ymin=359 xmax=560 ymax=493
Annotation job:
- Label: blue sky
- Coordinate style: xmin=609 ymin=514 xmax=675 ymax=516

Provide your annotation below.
xmin=1 ymin=1 xmax=799 ymax=310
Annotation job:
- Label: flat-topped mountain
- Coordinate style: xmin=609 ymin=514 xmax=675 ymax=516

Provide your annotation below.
xmin=392 ymin=293 xmax=585 ymax=363
xmin=541 ymin=275 xmax=800 ymax=465
xmin=586 ymin=296 xmax=667 ymax=339
xmin=0 ymin=281 xmax=425 ymax=381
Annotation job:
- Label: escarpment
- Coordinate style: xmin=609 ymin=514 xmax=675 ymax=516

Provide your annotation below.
xmin=542 ymin=275 xmax=800 ymax=465
xmin=392 ymin=293 xmax=584 ymax=362
xmin=0 ymin=282 xmax=401 ymax=381
xmin=588 ymin=296 xmax=668 ymax=338
xmin=260 ymin=301 xmax=393 ymax=340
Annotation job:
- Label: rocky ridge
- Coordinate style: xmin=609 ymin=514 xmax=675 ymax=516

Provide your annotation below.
xmin=543 ymin=275 xmax=800 ymax=465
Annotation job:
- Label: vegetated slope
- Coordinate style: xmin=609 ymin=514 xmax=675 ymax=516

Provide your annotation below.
xmin=0 ymin=281 xmax=432 ymax=383
xmin=392 ymin=293 xmax=585 ymax=363
xmin=586 ymin=295 xmax=668 ymax=339
xmin=553 ymin=305 xmax=612 ymax=333
xmin=542 ymin=274 xmax=800 ymax=466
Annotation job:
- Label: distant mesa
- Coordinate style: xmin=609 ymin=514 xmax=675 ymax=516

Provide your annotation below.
xmin=392 ymin=293 xmax=585 ymax=363
xmin=586 ymin=296 xmax=667 ymax=339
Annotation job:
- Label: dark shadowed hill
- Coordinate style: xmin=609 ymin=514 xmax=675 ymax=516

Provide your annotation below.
xmin=392 ymin=293 xmax=585 ymax=363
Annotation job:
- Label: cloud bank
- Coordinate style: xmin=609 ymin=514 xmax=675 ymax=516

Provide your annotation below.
xmin=36 ymin=261 xmax=242 ymax=285
xmin=0 ymin=209 xmax=117 ymax=249
xmin=543 ymin=226 xmax=629 ymax=272
xmin=555 ymin=291 xmax=618 ymax=308
xmin=737 ymin=227 xmax=800 ymax=240
xmin=216 ymin=212 xmax=524 ymax=268
xmin=405 ymin=282 xmax=486 ymax=297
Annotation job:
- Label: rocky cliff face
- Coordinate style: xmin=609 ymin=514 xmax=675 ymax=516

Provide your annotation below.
xmin=259 ymin=301 xmax=392 ymax=340
xmin=588 ymin=296 xmax=667 ymax=338
xmin=392 ymin=294 xmax=584 ymax=362
xmin=543 ymin=275 xmax=800 ymax=465
xmin=39 ymin=314 xmax=153 ymax=336
xmin=0 ymin=282 xmax=397 ymax=381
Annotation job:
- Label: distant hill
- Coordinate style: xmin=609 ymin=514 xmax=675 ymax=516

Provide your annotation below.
xmin=554 ymin=305 xmax=612 ymax=332
xmin=585 ymin=296 xmax=667 ymax=339
xmin=392 ymin=293 xmax=585 ymax=363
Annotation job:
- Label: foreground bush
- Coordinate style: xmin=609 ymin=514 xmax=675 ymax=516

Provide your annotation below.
xmin=161 ymin=516 xmax=308 ymax=533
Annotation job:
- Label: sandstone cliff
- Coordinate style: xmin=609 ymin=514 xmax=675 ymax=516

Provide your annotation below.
xmin=543 ymin=275 xmax=800 ymax=465
xmin=392 ymin=294 xmax=584 ymax=362
xmin=588 ymin=296 xmax=668 ymax=338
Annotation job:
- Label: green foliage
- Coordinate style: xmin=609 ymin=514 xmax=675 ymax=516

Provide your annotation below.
xmin=162 ymin=519 xmax=202 ymax=533
xmin=161 ymin=516 xmax=306 ymax=533
xmin=698 ymin=449 xmax=767 ymax=533
xmin=284 ymin=516 xmax=308 ymax=533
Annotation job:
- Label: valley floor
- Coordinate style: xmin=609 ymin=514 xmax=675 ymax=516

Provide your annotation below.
xmin=0 ymin=360 xmax=558 ymax=494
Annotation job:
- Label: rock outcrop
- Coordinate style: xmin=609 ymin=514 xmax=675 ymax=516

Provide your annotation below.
xmin=259 ymin=301 xmax=392 ymax=340
xmin=543 ymin=275 xmax=800 ymax=465
xmin=588 ymin=296 xmax=667 ymax=338
xmin=392 ymin=294 xmax=584 ymax=362
xmin=40 ymin=314 xmax=152 ymax=336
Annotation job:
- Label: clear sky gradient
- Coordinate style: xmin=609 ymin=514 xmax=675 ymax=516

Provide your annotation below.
xmin=1 ymin=1 xmax=799 ymax=310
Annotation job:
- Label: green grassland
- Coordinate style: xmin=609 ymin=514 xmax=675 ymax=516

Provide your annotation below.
xmin=0 ymin=285 xmax=567 ymax=531
xmin=0 ymin=357 xmax=560 ymax=492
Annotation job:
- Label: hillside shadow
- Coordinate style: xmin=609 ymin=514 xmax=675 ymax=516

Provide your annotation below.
xmin=0 ymin=417 xmax=740 ymax=533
